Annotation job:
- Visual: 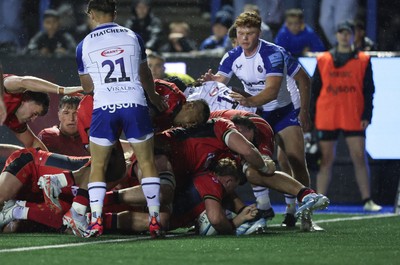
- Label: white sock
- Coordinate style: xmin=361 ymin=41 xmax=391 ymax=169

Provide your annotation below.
xmin=252 ymin=186 xmax=272 ymax=211
xmin=141 ymin=177 xmax=161 ymax=220
xmin=284 ymin=194 xmax=297 ymax=215
xmin=13 ymin=206 xmax=29 ymax=220
xmin=72 ymin=202 xmax=87 ymax=217
xmin=88 ymin=182 xmax=107 ymax=223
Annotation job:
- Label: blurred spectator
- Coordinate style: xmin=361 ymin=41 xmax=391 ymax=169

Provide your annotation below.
xmin=283 ymin=0 xmax=320 ymax=31
xmin=0 ymin=1 xmax=24 ymax=54
xmin=319 ymin=0 xmax=358 ymax=47
xmin=38 ymin=95 xmax=89 ymax=156
xmin=243 ymin=4 xmax=273 ymax=42
xmin=199 ymin=10 xmax=233 ymax=52
xmin=55 ymin=1 xmax=87 ymax=35
xmin=26 ymin=9 xmax=76 ymax=57
xmin=159 ymin=21 xmax=197 ymax=53
xmin=354 ymin=19 xmax=376 ymax=51
xmin=233 ymin=0 xmax=284 ymax=36
xmin=147 ymin=52 xmax=195 ymax=85
xmin=125 ymin=0 xmax=163 ymax=52
xmin=74 ymin=16 xmax=97 ymax=43
xmin=275 ymin=9 xmax=325 ymax=57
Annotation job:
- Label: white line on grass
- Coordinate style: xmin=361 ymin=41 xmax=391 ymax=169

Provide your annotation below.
xmin=0 ymin=214 xmax=397 ymax=253
xmin=0 ymin=234 xmax=182 ymax=253
xmin=268 ymin=213 xmax=397 ymax=227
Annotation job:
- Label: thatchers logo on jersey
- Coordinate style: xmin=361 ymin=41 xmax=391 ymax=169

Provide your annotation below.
xmin=101 ymin=48 xmax=124 ymax=57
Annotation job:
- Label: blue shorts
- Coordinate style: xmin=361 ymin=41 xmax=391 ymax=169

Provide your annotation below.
xmin=261 ymin=103 xmax=300 ymax=134
xmin=90 ymin=103 xmax=153 ymax=145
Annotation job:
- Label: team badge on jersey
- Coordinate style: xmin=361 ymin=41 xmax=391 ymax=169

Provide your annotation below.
xmin=257 ymin=65 xmax=263 ymax=73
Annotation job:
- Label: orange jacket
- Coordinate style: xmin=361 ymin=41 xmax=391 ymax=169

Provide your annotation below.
xmin=314 ymin=51 xmax=370 ymax=130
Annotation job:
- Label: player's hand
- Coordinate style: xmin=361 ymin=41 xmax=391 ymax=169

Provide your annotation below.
xmin=230 ymin=91 xmax=250 ymax=107
xmin=148 ymin=92 xmax=168 ymax=112
xmin=237 ymin=204 xmax=258 ymax=222
xmin=298 ymin=110 xmax=312 ymax=132
xmin=0 ymin=98 xmax=6 ymax=125
xmin=198 ymin=69 xmax=215 ymax=83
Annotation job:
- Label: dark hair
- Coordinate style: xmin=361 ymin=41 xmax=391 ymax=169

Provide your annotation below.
xmin=285 ymin=8 xmax=304 ymax=20
xmin=228 ymin=25 xmax=237 ymax=40
xmin=196 ymin=99 xmax=211 ymax=124
xmin=164 ymin=76 xmax=187 ymax=92
xmin=58 ymin=95 xmax=82 ymax=110
xmin=43 ymin=9 xmax=59 ymax=20
xmin=231 ymin=115 xmax=257 ymax=131
xmin=22 ymin=91 xmax=50 ymax=116
xmin=87 ymin=0 xmax=117 ymax=14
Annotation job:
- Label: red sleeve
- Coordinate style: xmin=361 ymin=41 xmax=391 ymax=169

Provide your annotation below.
xmin=213 ymin=118 xmax=236 ymax=144
xmin=250 ymin=116 xmax=275 ymax=156
xmin=193 ymin=173 xmax=224 ymax=202
xmin=77 ymin=95 xmax=93 ymax=145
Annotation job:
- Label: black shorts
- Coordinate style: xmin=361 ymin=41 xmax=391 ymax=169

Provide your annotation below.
xmin=316 ymin=129 xmax=366 ymax=141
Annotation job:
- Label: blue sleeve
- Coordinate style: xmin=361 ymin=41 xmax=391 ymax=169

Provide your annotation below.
xmin=260 ymin=45 xmax=284 ymax=75
xmin=135 ymin=33 xmax=147 ymax=61
xmin=76 ymin=40 xmax=84 ymax=74
xmin=218 ymin=49 xmax=240 ymax=76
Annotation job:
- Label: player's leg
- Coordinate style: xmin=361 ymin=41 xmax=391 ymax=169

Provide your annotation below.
xmin=130 ymin=137 xmax=163 ymax=237
xmin=85 ymin=142 xmax=113 ymax=236
xmin=345 ymin=135 xmax=381 ymax=211
xmin=276 ymin=147 xmax=297 ymax=227
xmin=276 ymin=125 xmax=310 ymax=187
xmin=123 ymin=103 xmax=163 ymax=238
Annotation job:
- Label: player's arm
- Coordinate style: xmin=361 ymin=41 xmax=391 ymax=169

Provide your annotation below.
xmin=4 ymin=75 xmax=83 ymax=95
xmin=225 ymin=129 xmax=274 ymax=175
xmin=15 ymin=126 xmax=48 ymax=151
xmin=293 ymin=67 xmax=312 ymax=132
xmin=139 ymin=62 xmax=167 ymax=112
xmin=204 ymin=199 xmax=236 ymax=234
xmin=230 ymin=75 xmax=282 ymax=107
xmin=79 ymin=74 xmax=94 ymax=94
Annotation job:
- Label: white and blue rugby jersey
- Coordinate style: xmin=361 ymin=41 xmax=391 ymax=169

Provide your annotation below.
xmin=217 ymin=40 xmax=300 ymax=111
xmin=76 ymin=22 xmax=148 ymax=109
xmin=184 ymin=81 xmax=257 ymax=113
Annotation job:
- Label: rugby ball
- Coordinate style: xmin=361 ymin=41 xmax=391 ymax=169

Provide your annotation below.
xmin=197 ymin=210 xmax=236 ymax=236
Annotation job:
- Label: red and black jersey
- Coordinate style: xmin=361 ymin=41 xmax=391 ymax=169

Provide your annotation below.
xmin=38 ymin=126 xmax=90 ymax=156
xmin=169 ymin=171 xmax=226 ymax=230
xmin=156 ymin=118 xmax=236 ymax=190
xmin=2 ymin=148 xmax=89 ymax=200
xmin=210 ymin=109 xmax=275 ymax=157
